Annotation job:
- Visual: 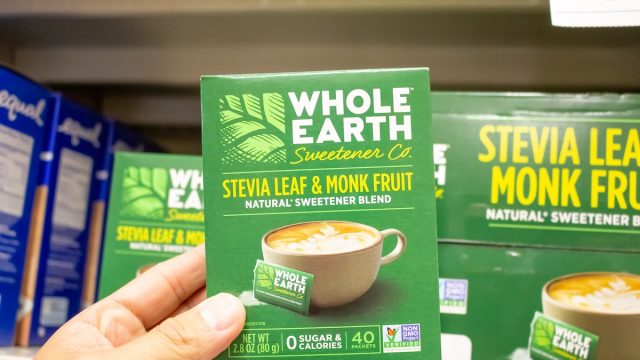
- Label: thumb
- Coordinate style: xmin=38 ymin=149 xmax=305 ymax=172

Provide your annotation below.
xmin=106 ymin=293 xmax=245 ymax=360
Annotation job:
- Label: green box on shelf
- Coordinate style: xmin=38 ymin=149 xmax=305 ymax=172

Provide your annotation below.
xmin=97 ymin=152 xmax=204 ymax=299
xmin=201 ymin=69 xmax=441 ymax=359
xmin=438 ymin=242 xmax=640 ymax=360
xmin=431 ymin=92 xmax=640 ymax=252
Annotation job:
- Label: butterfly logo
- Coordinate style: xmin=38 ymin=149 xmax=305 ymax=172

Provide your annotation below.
xmin=386 ymin=327 xmax=399 ymax=342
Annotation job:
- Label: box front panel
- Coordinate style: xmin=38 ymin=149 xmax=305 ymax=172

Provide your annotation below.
xmin=98 ymin=152 xmax=204 ymax=299
xmin=433 ymin=92 xmax=640 ymax=251
xmin=202 ymin=69 xmax=441 ymax=359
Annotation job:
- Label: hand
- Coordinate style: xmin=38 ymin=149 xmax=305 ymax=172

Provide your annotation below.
xmin=36 ymin=245 xmax=245 ymax=360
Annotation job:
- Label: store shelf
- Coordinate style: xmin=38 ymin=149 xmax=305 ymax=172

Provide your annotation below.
xmin=0 ymin=0 xmax=547 ymax=15
xmin=0 ymin=3 xmax=638 ymax=152
xmin=13 ymin=43 xmax=640 ymax=89
xmin=0 ymin=347 xmax=36 ymax=360
xmin=1 ymin=12 xmax=637 ymax=88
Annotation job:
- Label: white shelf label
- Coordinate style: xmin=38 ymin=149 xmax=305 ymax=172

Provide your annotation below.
xmin=39 ymin=296 xmax=69 ymax=327
xmin=550 ymin=0 xmax=640 ymax=27
xmin=441 ymin=334 xmax=472 ymax=360
xmin=0 ymin=124 xmax=33 ymax=218
xmin=52 ymin=148 xmax=93 ymax=230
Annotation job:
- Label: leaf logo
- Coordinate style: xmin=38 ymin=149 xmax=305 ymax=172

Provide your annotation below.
xmin=120 ymin=166 xmax=169 ymax=220
xmin=532 ymin=316 xmax=555 ymax=350
xmin=219 ymin=93 xmax=286 ymax=165
xmin=255 ymin=263 xmax=276 ymax=289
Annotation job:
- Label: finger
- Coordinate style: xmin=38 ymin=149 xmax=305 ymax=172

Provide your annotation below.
xmin=82 ymin=299 xmax=149 ymax=347
xmin=168 ymin=287 xmax=207 ymax=318
xmin=103 ymin=293 xmax=245 ymax=360
xmin=106 ymin=245 xmax=207 ymax=328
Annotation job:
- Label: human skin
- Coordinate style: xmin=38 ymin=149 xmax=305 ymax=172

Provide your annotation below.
xmin=36 ymin=245 xmax=245 ymax=360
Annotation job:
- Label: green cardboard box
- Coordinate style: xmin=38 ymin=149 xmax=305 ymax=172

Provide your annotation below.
xmin=97 ymin=152 xmax=204 ymax=299
xmin=432 ymin=92 xmax=640 ymax=252
xmin=439 ymin=243 xmax=640 ymax=360
xmin=433 ymin=92 xmax=640 ymax=360
xmin=201 ymin=69 xmax=441 ymax=359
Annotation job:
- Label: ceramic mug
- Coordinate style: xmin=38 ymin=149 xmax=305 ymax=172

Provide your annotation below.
xmin=262 ymin=220 xmax=406 ymax=308
xmin=542 ymin=272 xmax=640 ymax=360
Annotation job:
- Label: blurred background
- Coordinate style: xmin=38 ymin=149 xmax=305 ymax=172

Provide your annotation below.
xmin=1 ymin=2 xmax=640 ymax=359
xmin=1 ymin=0 xmax=639 ymax=153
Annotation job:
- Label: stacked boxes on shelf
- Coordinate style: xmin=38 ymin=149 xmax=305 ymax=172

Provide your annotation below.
xmin=16 ymin=95 xmax=111 ymax=346
xmin=433 ymin=92 xmax=640 ymax=360
xmin=3 ymin=62 xmax=639 ymax=358
xmin=0 ymin=64 xmax=160 ymax=347
xmin=97 ymin=152 xmax=204 ymax=300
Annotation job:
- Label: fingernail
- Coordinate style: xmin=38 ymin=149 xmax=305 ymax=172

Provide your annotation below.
xmin=200 ymin=293 xmax=241 ymax=331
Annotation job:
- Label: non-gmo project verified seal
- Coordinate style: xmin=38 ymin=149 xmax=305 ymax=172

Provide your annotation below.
xmin=439 ymin=278 xmax=468 ymax=315
xmin=382 ymin=324 xmax=421 ymax=353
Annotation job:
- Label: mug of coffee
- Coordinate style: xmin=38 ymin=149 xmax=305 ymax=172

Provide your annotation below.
xmin=542 ymin=272 xmax=640 ymax=360
xmin=262 ymin=220 xmax=406 ymax=308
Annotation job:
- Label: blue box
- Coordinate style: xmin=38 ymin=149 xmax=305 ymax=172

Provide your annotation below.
xmin=82 ymin=123 xmax=160 ymax=308
xmin=15 ymin=95 xmax=111 ymax=346
xmin=0 ymin=65 xmax=51 ymax=346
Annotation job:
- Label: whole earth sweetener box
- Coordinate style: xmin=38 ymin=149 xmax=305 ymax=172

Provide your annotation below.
xmin=201 ymin=69 xmax=441 ymax=359
xmin=431 ymin=92 xmax=640 ymax=252
xmin=431 ymin=92 xmax=640 ymax=360
xmin=438 ymin=242 xmax=640 ymax=360
xmin=98 ymin=152 xmax=204 ymax=299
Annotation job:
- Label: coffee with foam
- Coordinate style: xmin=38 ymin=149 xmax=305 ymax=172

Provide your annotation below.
xmin=266 ymin=222 xmax=378 ymax=255
xmin=548 ymin=273 xmax=640 ymax=314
